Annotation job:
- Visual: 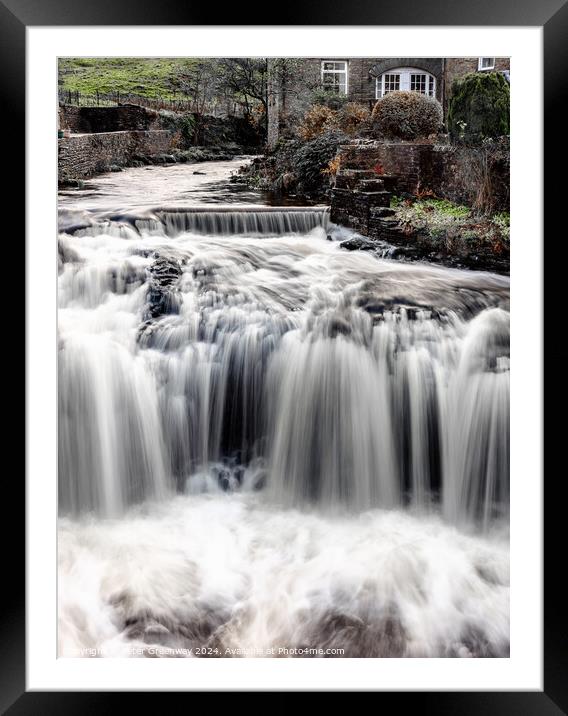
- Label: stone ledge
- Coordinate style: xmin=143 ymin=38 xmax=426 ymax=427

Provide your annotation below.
xmin=58 ymin=130 xmax=177 ymax=183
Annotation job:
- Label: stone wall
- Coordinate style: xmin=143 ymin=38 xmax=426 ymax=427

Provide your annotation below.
xmin=337 ymin=142 xmax=435 ymax=195
xmin=59 ymin=104 xmax=160 ymax=134
xmin=330 ymin=140 xmax=510 ymax=273
xmin=60 ymin=104 xmax=264 ymax=148
xmin=58 ymin=130 xmax=176 ymax=183
xmin=335 ymin=140 xmax=509 ymax=210
xmin=429 ymin=142 xmax=510 ymax=210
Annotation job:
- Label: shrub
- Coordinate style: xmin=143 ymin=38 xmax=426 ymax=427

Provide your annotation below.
xmin=371 ymin=91 xmax=443 ymax=140
xmin=447 ymin=72 xmax=510 ymax=143
xmin=322 ymin=155 xmax=341 ymax=177
xmin=337 ymin=102 xmax=370 ymax=135
xmin=158 ymin=111 xmax=197 ymax=147
xmin=310 ymin=89 xmax=350 ymax=111
xmin=178 ymin=114 xmax=197 ymax=145
xmin=290 ymin=130 xmax=348 ymax=192
xmin=492 ymin=211 xmax=510 ymax=241
xmin=298 ymin=105 xmax=338 ymax=140
xmin=470 ymin=137 xmax=510 ymax=215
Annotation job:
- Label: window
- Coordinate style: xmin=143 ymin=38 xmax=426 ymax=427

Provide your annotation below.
xmin=376 ymin=68 xmax=436 ymax=98
xmin=479 ymin=57 xmax=496 ymax=70
xmin=383 ymin=74 xmax=400 ymax=94
xmin=321 ymin=60 xmax=348 ymax=94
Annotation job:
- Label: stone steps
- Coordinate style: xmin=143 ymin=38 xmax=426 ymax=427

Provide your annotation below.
xmin=338 ymin=169 xmax=378 ymax=178
xmin=357 ymin=179 xmax=387 ymax=192
xmin=331 ymin=144 xmax=402 ymax=232
xmin=370 ymin=206 xmax=396 ymax=218
xmin=335 ymin=171 xmax=398 ymax=191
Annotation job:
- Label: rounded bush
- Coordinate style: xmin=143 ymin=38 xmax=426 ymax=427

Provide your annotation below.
xmin=447 ymin=72 xmax=510 ymax=143
xmin=371 ymin=91 xmax=443 ymax=140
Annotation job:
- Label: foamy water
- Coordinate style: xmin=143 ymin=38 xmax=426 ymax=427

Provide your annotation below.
xmin=59 ymin=493 xmax=509 ymax=658
xmin=58 ymin=162 xmax=510 ymax=657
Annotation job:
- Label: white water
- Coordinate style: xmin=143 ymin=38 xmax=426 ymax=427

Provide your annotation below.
xmin=58 ymin=161 xmax=509 ymax=657
xmin=59 ymin=494 xmax=509 ymax=658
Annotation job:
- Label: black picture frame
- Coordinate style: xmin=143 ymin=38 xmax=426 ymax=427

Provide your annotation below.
xmin=7 ymin=0 xmax=562 ymax=708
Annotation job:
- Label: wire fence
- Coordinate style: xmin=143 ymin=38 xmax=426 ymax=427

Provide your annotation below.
xmin=58 ymin=89 xmax=245 ymax=116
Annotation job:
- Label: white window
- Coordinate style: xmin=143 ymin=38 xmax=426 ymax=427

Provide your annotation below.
xmin=478 ymin=57 xmax=496 ymax=70
xmin=383 ymin=73 xmax=400 ymax=94
xmin=376 ymin=68 xmax=436 ymax=98
xmin=321 ymin=60 xmax=348 ymax=95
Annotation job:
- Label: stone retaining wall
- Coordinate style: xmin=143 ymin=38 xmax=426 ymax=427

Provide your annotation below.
xmin=58 ymin=130 xmax=176 ymax=183
xmin=330 ymin=140 xmax=510 ymax=273
xmin=336 ymin=140 xmax=509 ymax=210
xmin=59 ymin=104 xmax=160 ymax=134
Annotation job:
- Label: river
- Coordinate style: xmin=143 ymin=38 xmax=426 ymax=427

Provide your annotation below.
xmin=58 ymin=157 xmax=510 ymax=658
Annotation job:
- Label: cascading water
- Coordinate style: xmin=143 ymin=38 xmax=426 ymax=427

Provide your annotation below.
xmin=58 ymin=160 xmax=509 ymax=658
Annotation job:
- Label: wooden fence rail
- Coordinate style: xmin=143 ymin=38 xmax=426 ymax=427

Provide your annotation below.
xmin=58 ymin=89 xmax=244 ymax=117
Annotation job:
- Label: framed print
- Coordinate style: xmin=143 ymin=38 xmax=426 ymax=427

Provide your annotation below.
xmin=6 ymin=0 xmax=562 ymax=707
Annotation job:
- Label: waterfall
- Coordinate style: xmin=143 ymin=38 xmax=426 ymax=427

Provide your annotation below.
xmin=58 ymin=334 xmax=170 ymax=516
xmin=58 ymin=213 xmax=509 ymax=529
xmin=63 ymin=206 xmax=331 ymax=239
xmin=150 ymin=207 xmax=330 ymax=237
xmin=57 ymin=159 xmax=510 ymax=660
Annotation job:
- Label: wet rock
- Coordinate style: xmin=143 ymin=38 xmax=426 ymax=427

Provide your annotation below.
xmin=326 ymin=316 xmax=352 ymax=338
xmin=217 ymin=469 xmax=231 ymax=491
xmin=58 ymin=178 xmax=85 ymax=189
xmin=151 ymin=154 xmax=177 ymax=165
xmin=191 ymin=258 xmax=220 ymax=280
xmin=449 ymin=624 xmax=509 ymax=658
xmin=144 ymin=256 xmax=183 ymax=320
xmin=233 ymin=466 xmax=244 ymax=486
xmin=253 ymin=473 xmax=266 ymax=491
xmin=58 ymin=238 xmax=82 ymax=265
xmin=58 ymin=208 xmax=93 ymax=233
xmin=129 ymin=247 xmax=155 ymax=259
xmin=340 ymin=237 xmax=376 ymax=252
xmin=304 ymin=604 xmax=408 ymax=657
xmin=280 ymin=172 xmax=296 ymax=191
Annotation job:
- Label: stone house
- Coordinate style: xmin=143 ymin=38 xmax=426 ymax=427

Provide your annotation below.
xmin=267 ymin=57 xmax=510 ymax=147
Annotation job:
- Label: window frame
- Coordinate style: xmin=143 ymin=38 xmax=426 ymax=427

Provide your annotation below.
xmin=478 ymin=57 xmax=496 ymax=70
xmin=375 ymin=67 xmax=436 ymax=99
xmin=321 ymin=59 xmax=349 ymax=95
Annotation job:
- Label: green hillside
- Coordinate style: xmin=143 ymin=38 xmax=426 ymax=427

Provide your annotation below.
xmin=58 ymin=58 xmax=200 ymax=99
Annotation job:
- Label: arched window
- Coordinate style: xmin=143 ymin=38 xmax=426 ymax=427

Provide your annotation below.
xmin=376 ymin=68 xmax=436 ymax=99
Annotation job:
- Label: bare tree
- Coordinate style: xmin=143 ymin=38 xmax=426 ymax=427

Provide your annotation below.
xmin=218 ymin=59 xmax=268 ymax=127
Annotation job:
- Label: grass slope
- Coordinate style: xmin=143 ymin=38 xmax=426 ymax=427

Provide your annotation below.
xmin=58 ymin=58 xmax=200 ymax=99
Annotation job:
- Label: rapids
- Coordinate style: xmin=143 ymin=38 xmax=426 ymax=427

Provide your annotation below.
xmin=57 ymin=159 xmax=510 ymax=657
